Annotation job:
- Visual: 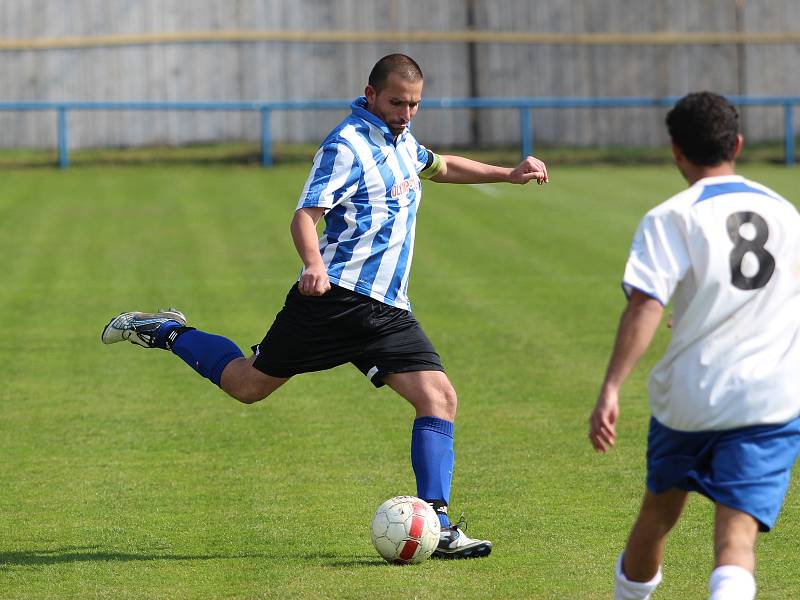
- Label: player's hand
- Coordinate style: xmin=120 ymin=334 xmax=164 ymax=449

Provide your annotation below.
xmin=298 ymin=265 xmax=331 ymax=296
xmin=509 ymin=155 xmax=549 ymax=185
xmin=589 ymin=389 xmax=619 ymax=453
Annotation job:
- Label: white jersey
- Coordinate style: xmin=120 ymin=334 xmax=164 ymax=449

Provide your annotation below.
xmin=623 ymin=175 xmax=800 ymax=431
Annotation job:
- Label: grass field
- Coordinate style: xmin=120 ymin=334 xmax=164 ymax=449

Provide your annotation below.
xmin=1 ymin=161 xmax=798 ymax=599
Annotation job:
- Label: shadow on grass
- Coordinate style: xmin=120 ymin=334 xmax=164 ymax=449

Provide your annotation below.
xmin=0 ymin=546 xmax=386 ymax=568
xmin=0 ymin=546 xmax=258 ymax=566
xmin=325 ymin=558 xmax=387 ymax=567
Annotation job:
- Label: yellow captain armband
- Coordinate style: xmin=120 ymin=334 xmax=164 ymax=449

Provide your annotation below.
xmin=420 ymin=152 xmax=444 ymax=180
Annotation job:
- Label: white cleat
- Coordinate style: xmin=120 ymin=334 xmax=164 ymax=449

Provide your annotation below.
xmin=432 ymin=520 xmax=492 ymax=559
xmin=101 ymin=308 xmax=186 ymax=348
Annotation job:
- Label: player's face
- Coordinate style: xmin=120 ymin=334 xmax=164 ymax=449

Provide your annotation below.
xmin=365 ymin=73 xmax=423 ymax=136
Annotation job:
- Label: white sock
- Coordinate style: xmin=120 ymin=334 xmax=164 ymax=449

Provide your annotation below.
xmin=708 ymin=565 xmax=756 ymax=600
xmin=615 ymin=552 xmax=663 ymax=600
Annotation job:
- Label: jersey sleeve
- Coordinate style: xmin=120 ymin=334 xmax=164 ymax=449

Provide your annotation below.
xmin=406 ymin=135 xmax=442 ymax=180
xmin=419 ymin=150 xmax=443 ymax=180
xmin=296 ymin=142 xmax=362 ymax=210
xmin=622 ymin=210 xmax=690 ymax=305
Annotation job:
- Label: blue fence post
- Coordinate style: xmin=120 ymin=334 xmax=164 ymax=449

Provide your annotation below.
xmin=0 ymin=96 xmax=795 ymax=168
xmin=260 ymin=107 xmax=272 ymax=167
xmin=520 ymin=107 xmax=533 ymax=159
xmin=784 ymin=103 xmax=795 ymax=166
xmin=57 ymin=106 xmax=69 ymax=168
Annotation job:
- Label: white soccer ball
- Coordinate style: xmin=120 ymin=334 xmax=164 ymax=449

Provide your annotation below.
xmin=370 ymin=495 xmax=441 ymax=564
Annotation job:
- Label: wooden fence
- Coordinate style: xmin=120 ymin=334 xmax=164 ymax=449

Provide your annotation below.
xmin=0 ymin=0 xmax=798 ymax=149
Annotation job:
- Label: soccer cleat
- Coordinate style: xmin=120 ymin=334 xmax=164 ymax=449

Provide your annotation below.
xmin=101 ymin=308 xmax=187 ymax=349
xmin=432 ymin=518 xmax=492 ymax=559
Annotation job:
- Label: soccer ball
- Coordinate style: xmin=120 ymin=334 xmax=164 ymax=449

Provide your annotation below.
xmin=370 ymin=495 xmax=441 ymax=564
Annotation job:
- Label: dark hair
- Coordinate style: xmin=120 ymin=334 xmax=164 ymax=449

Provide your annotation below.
xmin=665 ymin=92 xmax=740 ymax=166
xmin=368 ymin=54 xmax=423 ymax=92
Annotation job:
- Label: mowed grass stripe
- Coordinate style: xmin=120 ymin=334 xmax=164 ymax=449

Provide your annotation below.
xmin=1 ymin=164 xmax=798 ymax=599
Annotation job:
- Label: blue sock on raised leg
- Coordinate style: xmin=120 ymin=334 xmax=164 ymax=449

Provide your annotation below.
xmin=411 ymin=416 xmax=455 ymax=528
xmin=167 ymin=328 xmax=244 ymax=386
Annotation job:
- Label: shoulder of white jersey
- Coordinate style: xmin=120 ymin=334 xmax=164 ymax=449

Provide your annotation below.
xmin=740 ymin=177 xmax=795 ymax=207
xmin=642 ymin=185 xmax=699 ymax=221
xmin=688 ymin=176 xmax=791 ymax=208
xmin=646 ymin=177 xmax=795 ymax=221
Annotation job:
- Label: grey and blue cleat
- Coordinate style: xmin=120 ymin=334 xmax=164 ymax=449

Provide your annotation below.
xmin=101 ymin=308 xmax=186 ymax=349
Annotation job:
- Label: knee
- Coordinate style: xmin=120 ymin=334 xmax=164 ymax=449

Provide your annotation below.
xmin=433 ymin=382 xmax=457 ymax=421
xmin=638 ymin=491 xmax=686 ymax=534
xmin=714 ymin=506 xmax=758 ymax=569
xmin=443 ymin=385 xmax=458 ymax=417
xmin=226 ymin=375 xmax=280 ymax=404
xmin=640 ymin=505 xmax=682 ymax=535
xmin=231 ymin=388 xmax=267 ymax=405
xmin=219 ymin=356 xmax=286 ymax=404
xmin=223 ymin=377 xmax=268 ymax=404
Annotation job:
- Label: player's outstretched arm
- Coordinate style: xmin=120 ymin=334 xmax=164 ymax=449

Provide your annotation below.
xmin=589 ymin=291 xmax=664 ymax=453
xmin=430 ymin=154 xmax=548 ymax=185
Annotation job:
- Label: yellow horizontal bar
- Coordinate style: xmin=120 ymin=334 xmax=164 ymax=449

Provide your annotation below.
xmin=1 ymin=29 xmax=799 ymax=50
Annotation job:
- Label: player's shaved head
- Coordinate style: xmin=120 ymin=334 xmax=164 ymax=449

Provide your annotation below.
xmin=666 ymin=92 xmax=740 ymax=166
xmin=368 ymin=54 xmax=423 ymax=93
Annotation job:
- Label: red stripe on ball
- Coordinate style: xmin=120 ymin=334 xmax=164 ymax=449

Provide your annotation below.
xmin=399 ymin=539 xmax=419 ymax=561
xmin=408 ymin=514 xmax=425 ymax=539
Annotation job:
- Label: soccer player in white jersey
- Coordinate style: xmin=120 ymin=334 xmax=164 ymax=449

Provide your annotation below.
xmin=589 ymin=92 xmax=800 ymax=599
xmin=101 ymin=54 xmax=548 ymax=559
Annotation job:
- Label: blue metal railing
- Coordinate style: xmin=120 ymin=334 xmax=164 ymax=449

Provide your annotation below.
xmin=0 ymin=96 xmax=797 ymax=167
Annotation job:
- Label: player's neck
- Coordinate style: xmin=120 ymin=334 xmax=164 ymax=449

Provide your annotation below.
xmin=682 ymin=161 xmax=737 ymax=186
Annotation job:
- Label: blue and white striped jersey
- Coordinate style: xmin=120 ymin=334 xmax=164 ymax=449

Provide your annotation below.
xmin=296 ymin=96 xmax=437 ymax=310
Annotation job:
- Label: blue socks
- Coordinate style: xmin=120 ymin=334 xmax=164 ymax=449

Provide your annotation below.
xmin=164 ymin=326 xmax=244 ymax=387
xmin=411 ymin=416 xmax=455 ymax=528
xmin=154 ymin=321 xmax=183 ymax=349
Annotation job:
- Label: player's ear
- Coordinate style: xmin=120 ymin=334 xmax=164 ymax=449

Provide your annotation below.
xmin=732 ymin=134 xmax=744 ymax=160
xmin=365 ymin=85 xmax=377 ymax=108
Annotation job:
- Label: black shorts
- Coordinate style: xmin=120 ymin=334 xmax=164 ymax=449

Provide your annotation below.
xmin=251 ymin=283 xmax=444 ymax=387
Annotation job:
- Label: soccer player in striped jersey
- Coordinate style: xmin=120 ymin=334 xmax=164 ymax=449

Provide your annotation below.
xmin=589 ymin=92 xmax=800 ymax=599
xmin=102 ymin=53 xmax=549 ymax=559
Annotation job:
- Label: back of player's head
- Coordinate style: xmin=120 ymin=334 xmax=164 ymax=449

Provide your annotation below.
xmin=666 ymin=92 xmax=740 ymax=166
xmin=368 ymin=54 xmax=423 ymax=92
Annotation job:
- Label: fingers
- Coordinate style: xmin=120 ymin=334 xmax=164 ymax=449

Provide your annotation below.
xmin=299 ymin=281 xmax=329 ymax=296
xmin=514 ymin=156 xmax=549 ymax=185
xmin=524 ymin=155 xmax=549 ymax=184
xmin=298 ymin=273 xmax=331 ymax=296
xmin=588 ymin=408 xmax=617 ymax=453
xmin=519 ymin=170 xmax=547 ymax=185
xmin=590 ymin=421 xmax=616 ymax=453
